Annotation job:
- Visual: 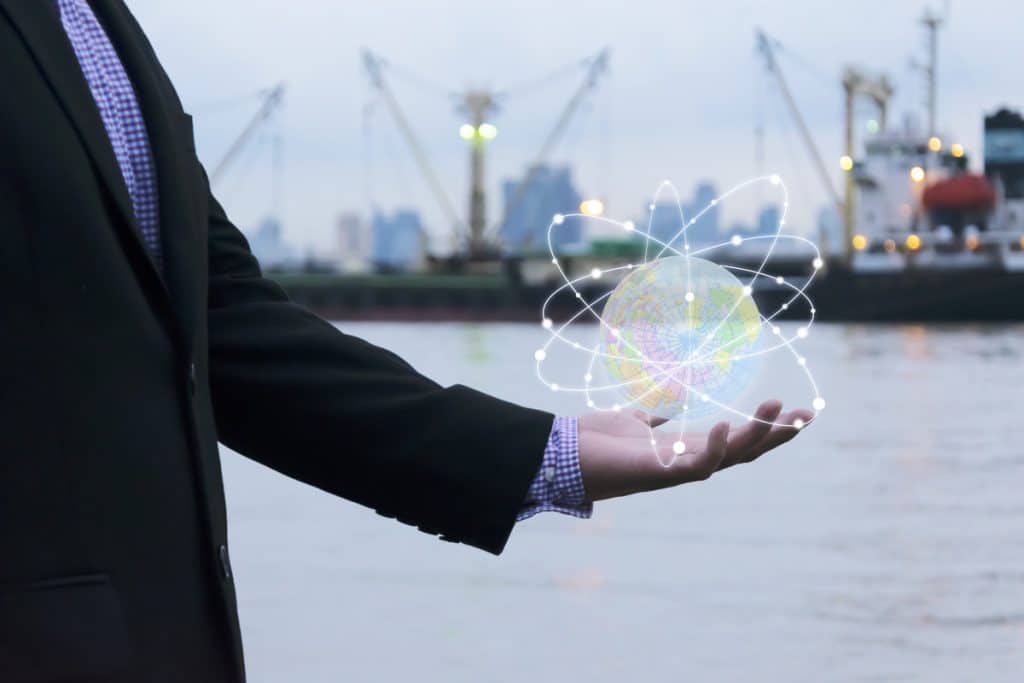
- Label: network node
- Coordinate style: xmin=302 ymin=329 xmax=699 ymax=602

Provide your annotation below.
xmin=537 ymin=176 xmax=822 ymax=446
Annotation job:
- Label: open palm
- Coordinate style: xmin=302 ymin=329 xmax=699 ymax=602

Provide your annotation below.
xmin=578 ymin=400 xmax=812 ymax=501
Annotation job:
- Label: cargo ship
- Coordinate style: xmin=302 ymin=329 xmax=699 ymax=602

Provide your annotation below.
xmin=274 ymin=8 xmax=1024 ymax=323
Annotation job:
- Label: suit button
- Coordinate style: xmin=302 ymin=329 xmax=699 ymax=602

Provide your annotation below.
xmin=188 ymin=362 xmax=197 ymax=395
xmin=217 ymin=544 xmax=232 ymax=580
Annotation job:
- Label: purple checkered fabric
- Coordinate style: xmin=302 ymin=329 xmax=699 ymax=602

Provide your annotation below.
xmin=518 ymin=416 xmax=592 ymax=521
xmin=54 ymin=0 xmax=588 ymax=523
xmin=57 ymin=0 xmax=163 ymax=271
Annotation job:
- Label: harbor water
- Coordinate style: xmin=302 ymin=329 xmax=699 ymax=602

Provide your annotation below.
xmin=222 ymin=322 xmax=1024 ymax=682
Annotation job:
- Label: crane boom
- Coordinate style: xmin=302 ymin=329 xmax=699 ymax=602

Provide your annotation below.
xmin=362 ymin=50 xmax=466 ymax=241
xmin=756 ymin=31 xmax=842 ymax=211
xmin=489 ymin=47 xmax=611 ymax=243
xmin=211 ymin=83 xmax=286 ymax=185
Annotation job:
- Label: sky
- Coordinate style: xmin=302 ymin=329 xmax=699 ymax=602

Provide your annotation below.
xmin=131 ymin=0 xmax=1024 ymax=257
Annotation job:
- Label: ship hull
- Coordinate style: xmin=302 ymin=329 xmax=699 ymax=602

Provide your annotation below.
xmin=275 ymin=267 xmax=1024 ymax=323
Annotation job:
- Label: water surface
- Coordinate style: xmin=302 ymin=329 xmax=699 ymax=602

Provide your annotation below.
xmin=222 ymin=323 xmax=1024 ymax=682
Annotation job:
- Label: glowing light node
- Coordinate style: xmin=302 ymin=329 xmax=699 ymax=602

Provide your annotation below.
xmin=553 ymin=213 xmax=565 ymax=225
xmin=534 ymin=349 xmax=546 ymax=361
xmin=541 ymin=318 xmax=553 ymax=329
xmin=812 ymin=397 xmax=826 ymax=411
xmin=731 ymin=235 xmax=743 ymax=246
xmin=797 ymin=327 xmax=809 ymax=339
xmin=672 ymin=441 xmax=686 ymax=455
xmin=793 ymin=418 xmax=806 ymax=430
xmin=591 ymin=268 xmax=603 ymax=279
xmin=685 ymin=292 xmax=695 ymax=303
xmin=812 ymin=257 xmax=824 ymax=270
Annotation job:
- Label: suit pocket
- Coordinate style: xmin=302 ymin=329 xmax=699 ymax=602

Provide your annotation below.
xmin=0 ymin=573 xmax=133 ymax=682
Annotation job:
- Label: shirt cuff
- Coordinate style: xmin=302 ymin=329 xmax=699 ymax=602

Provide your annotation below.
xmin=517 ymin=416 xmax=592 ymax=521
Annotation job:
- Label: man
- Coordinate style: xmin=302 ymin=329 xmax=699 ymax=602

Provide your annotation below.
xmin=0 ymin=1 xmax=812 ymax=681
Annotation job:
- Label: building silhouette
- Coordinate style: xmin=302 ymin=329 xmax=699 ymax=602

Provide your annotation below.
xmin=372 ymin=209 xmax=425 ymax=272
xmin=500 ymin=164 xmax=582 ymax=251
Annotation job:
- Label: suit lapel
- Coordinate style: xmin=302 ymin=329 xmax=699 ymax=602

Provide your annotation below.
xmin=0 ymin=0 xmax=160 ymax=286
xmin=0 ymin=0 xmax=203 ymax=351
xmin=89 ymin=0 xmax=202 ymax=353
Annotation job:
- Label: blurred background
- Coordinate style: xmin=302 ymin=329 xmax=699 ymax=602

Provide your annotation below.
xmin=132 ymin=0 xmax=1024 ymax=679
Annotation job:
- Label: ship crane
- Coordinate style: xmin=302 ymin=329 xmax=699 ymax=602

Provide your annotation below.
xmin=211 ymin=83 xmax=286 ymax=188
xmin=362 ymin=48 xmax=610 ymax=259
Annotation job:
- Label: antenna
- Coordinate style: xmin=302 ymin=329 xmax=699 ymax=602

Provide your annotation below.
xmin=911 ymin=4 xmax=947 ymax=138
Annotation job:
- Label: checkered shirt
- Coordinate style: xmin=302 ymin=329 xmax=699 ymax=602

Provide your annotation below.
xmin=57 ymin=0 xmax=163 ymax=271
xmin=518 ymin=416 xmax=592 ymax=521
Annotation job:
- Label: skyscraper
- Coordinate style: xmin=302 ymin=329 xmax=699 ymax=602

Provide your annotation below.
xmin=500 ymin=164 xmax=582 ymax=251
xmin=372 ymin=209 xmax=425 ymax=272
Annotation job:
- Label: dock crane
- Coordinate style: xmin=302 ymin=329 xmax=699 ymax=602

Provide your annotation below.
xmin=756 ymin=30 xmax=891 ymax=263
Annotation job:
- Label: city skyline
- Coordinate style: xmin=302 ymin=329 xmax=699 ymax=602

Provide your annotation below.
xmin=130 ymin=0 xmax=1024 ymax=256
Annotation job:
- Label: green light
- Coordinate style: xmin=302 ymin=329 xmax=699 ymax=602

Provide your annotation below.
xmin=459 ymin=124 xmax=475 ymax=140
xmin=866 ymin=119 xmax=880 ymax=134
xmin=479 ymin=123 xmax=498 ymax=140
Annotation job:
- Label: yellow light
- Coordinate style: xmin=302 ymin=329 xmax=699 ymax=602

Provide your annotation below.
xmin=580 ymin=199 xmax=605 ymax=216
xmin=910 ymin=166 xmax=926 ymax=183
xmin=1019 ymin=235 xmax=1024 ymax=250
xmin=951 ymin=143 xmax=965 ymax=158
xmin=966 ymin=234 xmax=980 ymax=251
xmin=906 ymin=234 xmax=922 ymax=251
xmin=478 ymin=123 xmax=498 ymax=140
xmin=928 ymin=136 xmax=942 ymax=152
xmin=459 ymin=124 xmax=476 ymax=140
xmin=884 ymin=239 xmax=897 ymax=253
xmin=852 ymin=234 xmax=868 ymax=251
xmin=839 ymin=155 xmax=854 ymax=172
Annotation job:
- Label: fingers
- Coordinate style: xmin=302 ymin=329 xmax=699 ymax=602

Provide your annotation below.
xmin=631 ymin=409 xmax=669 ymax=428
xmin=719 ymin=400 xmax=782 ymax=469
xmin=671 ymin=421 xmax=729 ymax=483
xmin=737 ymin=408 xmax=814 ymax=464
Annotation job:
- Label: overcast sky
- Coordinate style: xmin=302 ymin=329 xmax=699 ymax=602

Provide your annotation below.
xmin=131 ymin=0 xmax=1024 ymax=256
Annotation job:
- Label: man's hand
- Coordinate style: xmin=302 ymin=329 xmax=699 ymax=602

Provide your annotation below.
xmin=578 ymin=400 xmax=812 ymax=501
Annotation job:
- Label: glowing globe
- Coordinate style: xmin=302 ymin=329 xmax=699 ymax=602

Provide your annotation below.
xmin=598 ymin=256 xmax=763 ymax=419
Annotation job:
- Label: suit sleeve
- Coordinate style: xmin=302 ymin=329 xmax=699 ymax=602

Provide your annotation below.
xmin=203 ymin=175 xmax=552 ymax=555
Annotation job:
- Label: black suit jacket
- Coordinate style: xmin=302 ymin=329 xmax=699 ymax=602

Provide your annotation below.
xmin=0 ymin=2 xmax=552 ymax=681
